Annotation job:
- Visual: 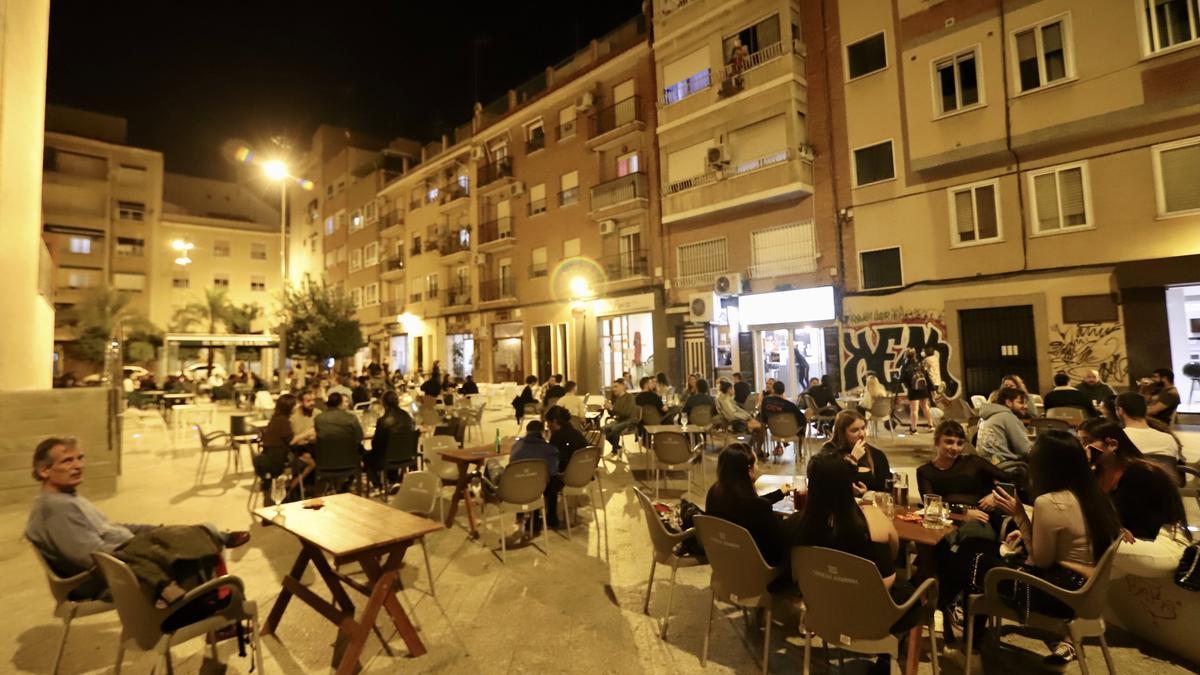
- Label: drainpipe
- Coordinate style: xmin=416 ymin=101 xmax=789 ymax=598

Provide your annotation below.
xmin=997 ymin=0 xmax=1029 ymax=271
xmin=818 ymin=0 xmax=847 ymax=291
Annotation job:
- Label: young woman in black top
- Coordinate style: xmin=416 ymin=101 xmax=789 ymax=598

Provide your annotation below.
xmin=820 ymin=410 xmax=891 ymax=492
xmin=512 ymin=374 xmax=538 ymax=425
xmin=703 ymin=443 xmax=792 ymax=567
xmin=916 ymin=420 xmax=1012 ymax=513
xmin=257 ymin=394 xmax=297 ymax=506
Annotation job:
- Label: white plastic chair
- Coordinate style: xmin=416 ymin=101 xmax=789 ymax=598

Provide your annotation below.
xmin=633 ymin=487 xmax=705 ymax=639
xmin=557 ymin=446 xmax=609 ymax=560
xmin=33 ymin=546 xmax=115 ymax=674
xmin=420 ymin=435 xmax=460 ymax=521
xmin=970 ymin=394 xmax=988 ymax=410
xmin=480 ymin=459 xmax=551 ymax=562
xmin=391 ymin=471 xmax=443 ymax=598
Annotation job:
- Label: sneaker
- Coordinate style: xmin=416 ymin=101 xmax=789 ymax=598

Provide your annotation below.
xmin=1044 ymin=642 xmax=1076 ymax=671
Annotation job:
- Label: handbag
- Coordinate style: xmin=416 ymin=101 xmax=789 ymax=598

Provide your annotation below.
xmin=1175 ymin=543 xmax=1200 ymax=592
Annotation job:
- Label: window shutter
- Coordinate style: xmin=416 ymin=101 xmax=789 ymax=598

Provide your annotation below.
xmin=664 ymin=48 xmax=710 ymax=85
xmin=975 ymin=185 xmax=998 ymax=239
xmin=1059 ymin=167 xmax=1087 ymax=225
xmin=1034 ymin=172 xmax=1060 ymax=230
xmin=954 ymin=190 xmax=976 ymax=240
xmin=728 ymin=115 xmax=787 ymax=165
xmin=1162 ymin=143 xmax=1200 ymax=213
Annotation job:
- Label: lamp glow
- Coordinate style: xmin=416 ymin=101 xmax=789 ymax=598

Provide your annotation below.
xmin=171 ymin=239 xmax=194 ymax=252
xmin=569 ymin=276 xmax=591 ymax=298
xmin=174 ymin=255 xmax=192 ymax=266
xmin=263 ymin=160 xmax=288 ymax=181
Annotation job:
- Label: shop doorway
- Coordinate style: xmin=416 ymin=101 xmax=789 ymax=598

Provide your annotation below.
xmin=600 ymin=312 xmax=654 ymax=386
xmin=753 ymin=326 xmax=828 ymax=397
xmin=1165 ymin=284 xmax=1200 ymax=413
xmin=959 ymin=305 xmax=1038 ymax=398
xmin=492 ymin=322 xmax=524 ymax=383
xmin=388 ymin=335 xmax=408 ymax=375
xmin=448 ymin=333 xmax=474 ymax=378
xmin=534 ymin=325 xmax=553 ymax=382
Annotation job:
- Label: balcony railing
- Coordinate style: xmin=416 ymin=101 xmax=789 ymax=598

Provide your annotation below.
xmin=442 ymin=182 xmax=469 ymax=202
xmin=525 ymin=133 xmax=546 ymax=154
xmin=599 ymin=249 xmax=650 ymax=281
xmin=479 ymin=217 xmax=514 ymax=244
xmin=666 ymin=149 xmax=792 ymax=195
xmin=479 ymin=157 xmax=513 ymax=186
xmin=444 ymin=287 xmax=472 ymax=307
xmin=425 ymin=288 xmax=439 ymax=300
xmin=384 ymin=257 xmax=405 ymax=272
xmin=591 ymin=171 xmax=649 ymax=210
xmin=379 ymin=210 xmax=403 ymax=229
xmin=528 ymin=198 xmax=547 ymax=216
xmin=409 ymin=291 xmax=423 ymax=303
xmin=720 ymin=40 xmax=786 ymax=81
xmin=439 ymin=230 xmax=471 ymax=255
xmin=529 ymin=262 xmax=548 ymax=278
xmin=558 ymin=187 xmax=579 ymax=206
xmin=423 ymin=238 xmax=441 ymax=252
xmin=592 ymin=96 xmax=643 ymax=138
xmin=381 ymin=300 xmax=403 ymax=315
xmin=479 ymin=277 xmax=515 ymax=302
xmin=409 ymin=198 xmax=422 ymax=211
xmin=661 ymin=70 xmax=711 ymax=106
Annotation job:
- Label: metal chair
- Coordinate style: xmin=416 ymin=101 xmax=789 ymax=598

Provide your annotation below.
xmin=650 ymin=431 xmax=703 ymax=500
xmin=313 ymin=432 xmax=364 ymax=496
xmin=480 ymin=458 xmax=551 ymax=562
xmin=766 ymin=413 xmax=805 ymax=467
xmin=793 ymin=546 xmax=940 ymax=675
xmin=194 ymin=426 xmax=238 ymax=482
xmin=1046 ymin=406 xmax=1087 ymax=427
xmin=867 ymin=397 xmax=894 ymax=441
xmin=92 ymin=552 xmax=262 ymax=675
xmin=33 ymin=546 xmax=115 ymax=675
xmin=557 ymin=446 xmax=609 ymax=560
xmin=633 ymin=487 xmax=705 ymax=639
xmin=965 ymin=539 xmax=1122 ymax=675
xmin=420 ymin=435 xmax=461 ymax=522
xmin=694 ymin=515 xmax=783 ymax=674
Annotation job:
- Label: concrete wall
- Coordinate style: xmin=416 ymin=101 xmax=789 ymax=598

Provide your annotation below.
xmin=0 ymin=388 xmax=114 ymax=504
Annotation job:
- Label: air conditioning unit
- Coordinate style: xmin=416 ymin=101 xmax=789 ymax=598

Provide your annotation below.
xmin=707 ymin=145 xmax=728 ymax=169
xmin=470 ymin=146 xmax=486 ymax=161
xmin=473 ymin=254 xmax=487 ymax=265
xmin=797 ymin=143 xmax=815 ymax=162
xmin=713 ymin=273 xmax=742 ymax=297
xmin=508 ymin=182 xmax=525 ymax=198
xmin=688 ymin=292 xmax=721 ymax=323
xmin=576 ymin=91 xmax=595 ymax=111
xmin=599 ymin=219 xmax=617 ymax=235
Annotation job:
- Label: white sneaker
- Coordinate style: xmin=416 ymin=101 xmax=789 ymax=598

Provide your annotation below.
xmin=1044 ymin=641 xmax=1076 ymax=671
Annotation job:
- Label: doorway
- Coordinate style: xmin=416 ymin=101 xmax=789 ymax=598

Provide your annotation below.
xmin=753 ymin=326 xmax=828 ymax=397
xmin=448 ymin=333 xmax=474 ymax=378
xmin=1165 ymin=284 xmax=1200 ymax=412
xmin=959 ymin=305 xmax=1038 ymax=398
xmin=389 ymin=335 xmax=408 ymax=374
xmin=493 ymin=322 xmax=524 ymax=383
xmin=534 ymin=325 xmax=553 ymax=382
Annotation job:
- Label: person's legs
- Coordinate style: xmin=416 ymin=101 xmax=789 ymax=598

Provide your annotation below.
xmin=921 ymin=399 xmax=934 ymax=428
xmin=908 ymin=399 xmax=919 ymax=432
xmin=544 ymin=477 xmax=564 ymax=528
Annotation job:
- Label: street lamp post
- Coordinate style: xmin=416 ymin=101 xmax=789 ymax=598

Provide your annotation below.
xmin=261 ymin=159 xmax=308 ymax=390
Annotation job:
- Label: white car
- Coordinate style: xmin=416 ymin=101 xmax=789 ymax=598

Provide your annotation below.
xmin=82 ymin=365 xmax=150 ymax=385
xmin=183 ymin=363 xmax=228 ymax=381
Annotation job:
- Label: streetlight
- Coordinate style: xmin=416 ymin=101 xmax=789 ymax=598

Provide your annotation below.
xmin=171 ymin=239 xmax=194 ymax=266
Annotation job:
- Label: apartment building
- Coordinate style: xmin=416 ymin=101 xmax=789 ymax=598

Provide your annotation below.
xmin=42 ymin=105 xmax=164 ymax=377
xmin=652 ymin=0 xmax=835 ymax=396
xmin=818 ymin=0 xmax=1200 ymax=402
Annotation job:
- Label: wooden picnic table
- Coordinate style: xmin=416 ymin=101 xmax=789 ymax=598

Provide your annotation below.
xmin=439 ymin=437 xmax=517 ymax=535
xmin=256 ymin=493 xmax=444 ymax=674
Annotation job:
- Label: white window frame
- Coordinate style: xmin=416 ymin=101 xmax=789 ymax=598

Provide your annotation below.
xmin=349 ymin=247 xmax=362 ymax=272
xmin=931 ymin=45 xmax=985 ymax=118
xmin=524 ymin=118 xmax=546 ymax=153
xmin=1151 ymin=135 xmax=1200 ymax=218
xmin=1009 ymin=13 xmax=1076 ymax=96
xmin=68 ymin=237 xmax=92 ymax=254
xmin=250 ymin=242 xmax=267 ymax=260
xmin=250 ymin=276 xmax=266 ymax=292
xmin=365 ymin=282 xmax=380 ymax=306
xmin=858 ymin=245 xmax=905 ymax=291
xmin=213 ymin=240 xmax=231 ymax=257
xmin=364 ymin=241 xmax=379 ymax=267
xmin=350 ymin=287 xmax=363 ymax=309
xmin=364 ymin=201 xmax=378 ymax=223
xmin=1138 ymin=0 xmax=1200 ymax=57
xmin=851 ymin=139 xmax=897 ymax=188
xmin=947 ymin=178 xmax=1004 ymax=248
xmin=213 ymin=274 xmax=231 ymax=288
xmin=349 ymin=209 xmax=363 ymax=232
xmin=845 ymin=30 xmax=889 ymax=82
xmin=1027 ymin=161 xmax=1095 ymax=234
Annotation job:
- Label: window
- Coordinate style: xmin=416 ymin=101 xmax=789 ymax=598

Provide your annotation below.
xmin=426 ymin=184 xmax=440 ymax=203
xmin=531 ymin=246 xmax=548 ymax=277
xmin=364 ymin=242 xmax=379 ymax=266
xmin=349 ymin=248 xmax=362 ymax=272
xmin=213 ymin=240 xmax=231 ymax=257
xmin=529 ymin=183 xmax=547 ymax=215
xmin=425 ymin=273 xmax=439 ymax=298
xmin=336 ymin=245 xmax=346 ymax=263
xmin=172 ymin=272 xmax=189 ymax=289
xmin=563 ymin=238 xmax=581 ymax=259
xmin=336 ymin=179 xmax=345 ymax=194
xmin=722 ymin=14 xmax=781 ymax=65
xmin=1142 ymin=0 xmax=1200 ymax=53
xmin=853 ymin=141 xmax=895 ymax=186
xmin=325 ymin=251 xmax=336 ymax=268
xmin=213 ymin=274 xmax=230 ymax=288
xmin=251 ymin=276 xmax=266 ymax=292
xmin=67 ymin=271 xmax=96 ymax=289
xmin=934 ymin=49 xmax=981 ymax=114
xmin=847 ymin=32 xmax=887 ymax=80
xmin=1062 ymin=294 xmax=1119 ymax=323
xmin=336 ymin=210 xmax=347 ymax=229
xmin=349 ymin=209 xmax=363 ymax=232
xmin=667 ymin=140 xmax=717 ymax=187
xmin=116 ymin=237 xmax=144 ymax=257
xmin=116 ymin=201 xmax=146 ymax=221
xmin=350 ymin=287 xmax=362 ymax=309
xmin=326 ymin=185 xmax=334 ymax=199
xmin=113 ymin=273 xmax=145 ymax=292
xmin=325 ymin=216 xmax=335 ymax=236
xmin=559 ymin=171 xmax=579 ymax=206
xmin=525 ymin=119 xmax=546 ymax=153
xmin=750 ymin=221 xmax=819 ymax=278
xmin=1029 ymin=162 xmax=1091 ymax=232
xmin=662 ymin=48 xmax=712 ymax=104
xmin=489 ymin=137 xmax=509 ymax=162
xmin=558 ymin=106 xmax=577 ymax=140
xmin=499 ymin=258 xmax=514 ymax=296
xmin=365 ymin=283 xmax=379 ymax=306
xmin=364 ymin=202 xmax=378 ymax=223
xmin=860 ymin=247 xmax=903 ymax=290
xmin=617 ymin=151 xmax=640 ymax=177
xmin=728 ymin=114 xmax=788 ymax=170
xmin=676 ymin=237 xmax=729 ymax=288
xmin=411 ymin=234 xmax=422 ymax=255
xmin=68 ymin=237 xmax=92 ymax=254
xmin=948 ymin=180 xmax=1002 ymax=245
xmin=250 ymin=242 xmax=267 ymax=260
xmin=1012 ymin=16 xmax=1071 ymax=93
xmin=1153 ymin=137 xmax=1200 ymax=216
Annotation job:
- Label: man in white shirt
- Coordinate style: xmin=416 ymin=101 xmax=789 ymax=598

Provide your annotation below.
xmin=555 ymin=380 xmax=587 ymax=420
xmin=1116 ymin=392 xmax=1180 ymax=460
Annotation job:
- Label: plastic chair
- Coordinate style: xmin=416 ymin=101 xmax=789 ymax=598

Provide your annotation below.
xmin=766 ymin=413 xmax=805 ymax=466
xmin=314 ymin=432 xmax=363 ymax=496
xmin=867 ymin=397 xmax=894 ymax=441
xmin=1028 ymin=393 xmax=1045 ymax=417
xmin=1046 ymin=407 xmax=1087 ymax=427
xmin=91 ymin=552 xmax=262 ymax=675
xmin=391 ymin=471 xmax=443 ymax=598
xmin=1179 ymin=465 xmax=1200 ymax=510
xmin=194 ymin=426 xmax=238 ymax=482
xmin=1029 ymin=418 xmax=1072 ymax=436
xmin=651 ymin=431 xmax=702 ymax=500
xmin=694 ymin=515 xmax=782 ymax=674
xmin=380 ymin=427 xmax=421 ymax=497
xmin=420 ymin=435 xmax=461 ymax=521
xmin=965 ymin=539 xmax=1123 ymax=675
xmin=793 ymin=546 xmax=940 ymax=675
xmin=743 ymin=392 xmax=761 ymax=415
xmin=639 ymin=404 xmax=664 ymax=449
xmin=633 ymin=487 xmax=705 ymax=639
xmin=480 ymin=458 xmax=551 ymax=562
xmin=802 ymin=394 xmax=837 ymax=440
xmin=971 ymin=394 xmax=988 ymax=410
xmin=557 ymin=446 xmax=609 ymax=560
xmin=33 ymin=546 xmax=115 ymax=675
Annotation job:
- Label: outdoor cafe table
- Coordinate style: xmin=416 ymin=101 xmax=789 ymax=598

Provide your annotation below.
xmin=255 ymin=493 xmax=443 ymax=674
xmin=439 ymin=437 xmax=516 ymax=535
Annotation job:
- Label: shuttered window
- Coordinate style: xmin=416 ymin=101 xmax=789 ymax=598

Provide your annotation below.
xmin=750 ymin=221 xmax=818 ymax=278
xmin=1155 ymin=137 xmax=1200 ymax=215
xmin=667 ymin=140 xmax=717 ymax=185
xmin=676 ymin=237 xmax=729 ymax=289
xmin=729 ymin=114 xmax=787 ymax=168
xmin=853 ymin=141 xmax=895 ymax=186
xmin=1029 ymin=162 xmax=1090 ymax=233
xmin=948 ymin=180 xmax=1001 ymax=245
xmin=860 ymin=247 xmax=903 ymax=290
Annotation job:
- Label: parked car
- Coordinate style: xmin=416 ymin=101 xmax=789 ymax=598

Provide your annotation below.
xmin=81 ymin=365 xmax=150 ymax=385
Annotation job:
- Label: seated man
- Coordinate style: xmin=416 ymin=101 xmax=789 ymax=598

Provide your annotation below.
xmin=976 ymin=387 xmax=1032 ymax=462
xmin=458 ymin=375 xmax=480 ymax=396
xmin=758 ymin=381 xmax=806 ymax=457
xmin=1042 ymin=371 xmax=1099 ymax=417
xmin=732 ymin=372 xmax=751 ymax=406
xmin=602 ymin=379 xmax=638 ymax=456
xmin=351 ymin=376 xmax=371 ymax=405
xmin=681 ymin=378 xmax=716 ymax=419
xmin=542 ymin=374 xmax=567 ymax=408
xmin=635 ymin=375 xmax=679 ymax=426
xmin=555 ymin=380 xmax=587 ymax=420
xmin=508 ymin=420 xmax=562 ymax=531
xmin=26 ymin=437 xmax=249 ymax=603
xmin=1146 ymin=368 xmax=1181 ymax=425
xmin=1075 ymin=369 xmax=1115 ymax=405
xmin=805 ymin=376 xmax=842 ymax=413
xmin=1116 ymin=391 xmax=1181 ymax=460
xmin=715 ymin=380 xmax=760 ymax=433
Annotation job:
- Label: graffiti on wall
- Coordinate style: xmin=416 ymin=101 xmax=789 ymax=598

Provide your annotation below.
xmin=1047 ymin=322 xmax=1127 ymax=385
xmin=842 ymin=310 xmax=961 ymax=398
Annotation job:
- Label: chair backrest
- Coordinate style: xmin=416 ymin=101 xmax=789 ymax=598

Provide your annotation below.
xmin=1179 ymin=465 xmax=1200 ymax=503
xmin=1028 ymin=393 xmax=1045 ymax=415
xmin=766 ymin=413 xmax=801 ymax=439
xmin=689 ymin=404 xmax=715 ymax=426
xmin=92 ymin=552 xmax=168 ymax=650
xmin=1029 ymin=418 xmax=1072 ymax=435
xmin=792 ymin=546 xmax=902 ymax=640
xmin=744 ymin=392 xmax=760 ymax=413
xmin=994 ymin=460 xmax=1030 ymax=499
xmin=498 ymin=459 xmax=550 ymax=506
xmin=561 ymin=446 xmax=602 ymax=488
xmin=353 ymin=401 xmax=373 ymax=412
xmin=1066 ymin=538 xmax=1123 ymax=619
xmin=633 ymin=487 xmax=688 ymax=560
xmin=32 ymin=545 xmax=87 ymax=605
xmin=195 ymin=426 xmax=222 ymax=450
xmin=421 ymin=434 xmax=459 ymax=456
xmin=585 ymin=429 xmax=603 ymax=447
xmin=385 ymin=427 xmax=421 ymax=466
xmin=415 ymin=406 xmax=441 ymax=427
xmin=544 ymin=396 xmax=560 ymax=410
xmin=315 ymin=433 xmax=361 ymax=471
xmin=1142 ymin=454 xmax=1183 ymax=486
xmin=970 ymin=394 xmax=988 ymax=410
xmin=868 ymin=396 xmax=893 ymax=419
xmin=391 ymin=471 xmax=441 ymax=516
xmin=1046 ymin=407 xmax=1085 ymax=426
xmin=652 ymin=431 xmax=694 ymax=465
xmin=694 ymin=515 xmax=778 ymax=606
xmin=640 ymin=404 xmax=663 ymax=426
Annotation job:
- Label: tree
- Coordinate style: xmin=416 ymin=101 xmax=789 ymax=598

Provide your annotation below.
xmin=171 ymin=287 xmax=235 ymax=375
xmin=59 ymin=287 xmax=160 ymax=368
xmin=226 ymin=302 xmax=263 ymax=361
xmin=276 ymin=275 xmax=365 ymax=367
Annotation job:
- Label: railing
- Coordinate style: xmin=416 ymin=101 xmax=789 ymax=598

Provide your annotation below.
xmin=479 ymin=277 xmax=515 ymax=302
xmin=558 ymin=187 xmax=580 ymax=206
xmin=381 ymin=300 xmax=403 ymax=315
xmin=528 ymin=198 xmax=547 ymax=216
xmin=409 ymin=198 xmax=422 ymax=211
xmin=409 ymin=291 xmax=424 ymax=303
xmin=425 ymin=288 xmax=439 ymax=300
xmin=444 ymin=287 xmax=472 ymax=307
xmin=479 ymin=157 xmax=513 ymax=186
xmin=661 ymin=70 xmax=711 ymax=106
xmin=720 ymin=40 xmax=785 ymax=81
xmin=749 ymin=220 xmax=819 ymax=279
xmin=525 ymin=133 xmax=545 ymax=154
xmin=666 ymin=169 xmax=721 ymax=195
xmin=385 ymin=257 xmax=405 ymax=272
xmin=479 ymin=217 xmax=514 ymax=244
xmin=556 ymin=119 xmax=577 ymax=141
xmin=439 ymin=230 xmax=471 ymax=255
xmin=666 ymin=149 xmax=792 ymax=195
xmin=591 ymin=96 xmax=643 ymax=137
xmin=424 ymin=239 xmax=440 ymax=252
xmin=590 ymin=171 xmax=649 ymax=210
xmin=379 ymin=210 xmax=403 ymax=228
xmin=529 ymin=262 xmax=548 ymax=278
xmin=443 ymin=182 xmax=469 ymax=201
xmin=599 ymin=249 xmax=650 ymax=281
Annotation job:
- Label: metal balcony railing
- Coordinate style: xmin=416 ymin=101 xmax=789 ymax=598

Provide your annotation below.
xmin=720 ymin=40 xmax=786 ymax=81
xmin=384 ymin=257 xmax=405 ymax=272
xmin=665 ymin=149 xmax=793 ymax=195
xmin=379 ymin=210 xmax=402 ymax=228
xmin=599 ymin=249 xmax=650 ymax=280
xmin=479 ymin=157 xmax=513 ymax=186
xmin=439 ymin=230 xmax=471 ymax=255
xmin=425 ymin=288 xmax=439 ymax=300
xmin=591 ymin=171 xmax=649 ymax=210
xmin=661 ymin=70 xmax=711 ymax=106
xmin=444 ymin=287 xmax=472 ymax=307
xmin=479 ymin=277 xmax=515 ymax=302
xmin=591 ymin=96 xmax=643 ymax=137
xmin=381 ymin=300 xmax=404 ymax=315
xmin=479 ymin=217 xmax=514 ymax=244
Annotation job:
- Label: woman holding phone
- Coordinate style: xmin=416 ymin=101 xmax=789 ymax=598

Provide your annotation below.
xmin=820 ymin=410 xmax=891 ymax=492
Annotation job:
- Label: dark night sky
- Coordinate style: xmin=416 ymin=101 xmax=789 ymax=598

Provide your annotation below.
xmin=48 ymin=1 xmax=645 ymax=178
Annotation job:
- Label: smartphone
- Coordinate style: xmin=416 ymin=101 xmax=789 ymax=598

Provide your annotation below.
xmin=995 ymin=482 xmax=1016 ymax=497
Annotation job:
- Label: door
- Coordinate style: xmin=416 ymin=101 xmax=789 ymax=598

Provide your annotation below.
xmin=682 ymin=324 xmax=710 ymax=382
xmin=617 ymin=150 xmax=640 ymax=177
xmin=618 ymin=228 xmax=642 ymax=277
xmin=613 ymin=79 xmax=636 ymax=125
xmin=534 ymin=325 xmax=553 ymax=382
xmin=389 ymin=335 xmax=408 ymax=374
xmin=959 ymin=306 xmax=1039 ymax=398
xmin=414 ymin=336 xmax=424 ymax=373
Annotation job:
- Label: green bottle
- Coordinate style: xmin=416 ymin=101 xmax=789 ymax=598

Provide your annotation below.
xmin=494 ymin=428 xmax=501 ymax=454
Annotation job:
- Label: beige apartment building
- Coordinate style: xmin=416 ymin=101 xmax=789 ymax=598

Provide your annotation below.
xmin=819 ymin=0 xmax=1200 ymax=403
xmin=42 ymin=105 xmax=164 ymax=378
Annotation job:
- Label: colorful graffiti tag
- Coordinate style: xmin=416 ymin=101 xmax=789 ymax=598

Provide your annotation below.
xmin=841 ymin=316 xmax=961 ymax=398
xmin=1047 ymin=322 xmax=1127 ymax=386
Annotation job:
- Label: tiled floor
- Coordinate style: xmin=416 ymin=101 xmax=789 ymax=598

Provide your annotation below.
xmin=3 ymin=405 xmax=1198 ymax=674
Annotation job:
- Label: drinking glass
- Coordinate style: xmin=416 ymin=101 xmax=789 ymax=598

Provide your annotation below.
xmin=873 ymin=491 xmax=895 ymax=518
xmin=272 ymin=475 xmax=289 ymax=516
xmin=792 ymin=476 xmax=809 ymax=512
xmin=922 ymin=494 xmax=944 ymax=529
xmin=892 ymin=472 xmax=910 ymax=507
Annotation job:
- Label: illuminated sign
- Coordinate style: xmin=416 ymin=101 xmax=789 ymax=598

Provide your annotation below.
xmin=738 ymin=286 xmax=835 ymax=326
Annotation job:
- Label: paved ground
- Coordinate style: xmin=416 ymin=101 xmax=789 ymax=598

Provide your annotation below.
xmin=3 ymin=404 xmax=1199 ymax=674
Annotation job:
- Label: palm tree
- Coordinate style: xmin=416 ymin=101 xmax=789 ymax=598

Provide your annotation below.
xmin=59 ymin=287 xmax=159 ymax=372
xmin=171 ymin=287 xmax=235 ymax=375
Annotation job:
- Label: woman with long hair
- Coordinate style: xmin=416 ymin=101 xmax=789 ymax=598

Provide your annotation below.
xmin=257 ymin=393 xmax=297 ymax=506
xmin=704 ymin=444 xmax=792 ymax=567
xmin=821 ymin=410 xmax=891 ymax=492
xmin=858 ymin=372 xmax=890 ymax=415
xmin=899 ymin=347 xmax=933 ymax=433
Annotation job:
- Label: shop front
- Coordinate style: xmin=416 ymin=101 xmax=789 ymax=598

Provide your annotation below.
xmin=735 ymin=286 xmax=839 ymax=396
xmin=594 ymin=291 xmax=658 ymax=387
xmin=388 ymin=333 xmax=408 ymax=375
xmin=491 ymin=321 xmax=524 ymax=383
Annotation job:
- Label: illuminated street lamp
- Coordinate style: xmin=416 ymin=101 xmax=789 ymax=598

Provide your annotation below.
xmin=171 ymin=239 xmax=194 ymax=266
xmin=569 ymin=275 xmax=592 ymax=300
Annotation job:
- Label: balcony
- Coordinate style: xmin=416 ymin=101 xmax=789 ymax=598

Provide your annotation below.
xmin=478 ymin=217 xmax=515 ymax=249
xmin=657 ymin=41 xmax=806 ymax=128
xmin=588 ymin=171 xmax=649 ymax=218
xmin=423 ymin=238 xmax=440 ymax=253
xmin=599 ymin=249 xmax=650 ymax=283
xmin=478 ymin=157 xmax=514 ymax=189
xmin=379 ymin=210 xmax=404 ymax=237
xmin=587 ymin=96 xmax=646 ymax=151
xmin=409 ymin=198 xmax=422 ymax=212
xmin=479 ymin=276 xmax=516 ymax=304
xmin=438 ymin=229 xmax=471 ymax=263
xmin=558 ymin=187 xmax=580 ymax=207
xmin=443 ymin=286 xmax=472 ymax=308
xmin=381 ymin=256 xmax=406 ymax=280
xmin=439 ymin=182 xmax=469 ymax=207
xmin=381 ymin=300 xmax=404 ymax=317
xmin=662 ymin=149 xmax=812 ymax=225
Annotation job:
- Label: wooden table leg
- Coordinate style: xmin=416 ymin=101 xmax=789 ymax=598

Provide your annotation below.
xmin=362 ymin=547 xmax=426 ymax=658
xmin=443 ymin=462 xmax=471 ymax=527
xmin=262 ymin=546 xmax=313 ymax=635
xmin=334 ymin=568 xmax=394 ymax=675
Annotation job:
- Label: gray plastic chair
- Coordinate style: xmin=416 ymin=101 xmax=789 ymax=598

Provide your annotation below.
xmin=420 ymin=434 xmax=461 ymax=520
xmin=558 ymin=446 xmax=609 ymax=560
xmin=743 ymin=392 xmax=761 ymax=414
xmin=965 ymin=539 xmax=1122 ymax=675
xmin=694 ymin=515 xmax=783 ymax=675
xmin=766 ymin=413 xmax=805 ymax=466
xmin=651 ymin=431 xmax=702 ymax=500
xmin=867 ymin=397 xmax=894 ymax=441
xmin=480 ymin=458 xmax=551 ymax=562
xmin=33 ymin=546 xmax=115 ymax=674
xmin=391 ymin=470 xmax=443 ymax=597
xmin=1046 ymin=406 xmax=1087 ymax=427
xmin=793 ymin=546 xmax=940 ymax=675
xmin=92 ymin=552 xmax=262 ymax=675
xmin=639 ymin=404 xmax=664 ymax=449
xmin=633 ymin=487 xmax=705 ymax=639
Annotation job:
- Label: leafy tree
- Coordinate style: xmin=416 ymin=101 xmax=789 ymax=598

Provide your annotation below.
xmin=276 ymin=275 xmax=364 ymax=366
xmin=58 ymin=287 xmax=160 ymax=367
xmin=170 ymin=287 xmax=237 ymax=375
xmin=226 ymin=302 xmax=263 ymax=361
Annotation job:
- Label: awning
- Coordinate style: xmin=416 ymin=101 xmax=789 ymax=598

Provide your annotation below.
xmin=164 ymin=333 xmax=279 ymax=348
xmin=1115 ymin=254 xmax=1200 ymax=289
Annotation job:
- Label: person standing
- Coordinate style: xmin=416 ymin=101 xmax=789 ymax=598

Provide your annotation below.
xmin=899 ymin=348 xmax=933 ymax=433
